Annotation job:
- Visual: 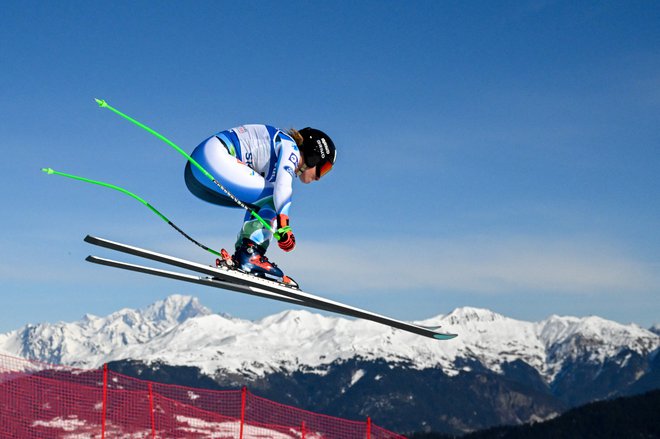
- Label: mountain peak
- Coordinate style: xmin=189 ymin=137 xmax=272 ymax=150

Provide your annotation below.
xmin=142 ymin=295 xmax=212 ymax=324
xmin=443 ymin=306 xmax=506 ymax=324
xmin=540 ymin=314 xmax=655 ymax=347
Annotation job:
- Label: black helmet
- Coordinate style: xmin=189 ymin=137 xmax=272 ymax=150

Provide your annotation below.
xmin=298 ymin=127 xmax=337 ymax=178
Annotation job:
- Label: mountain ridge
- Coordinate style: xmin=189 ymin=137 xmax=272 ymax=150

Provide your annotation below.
xmin=2 ymin=294 xmax=658 ymax=434
xmin=0 ymin=294 xmax=656 ymax=381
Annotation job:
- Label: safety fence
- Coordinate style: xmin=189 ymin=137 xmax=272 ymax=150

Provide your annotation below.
xmin=0 ymin=354 xmax=405 ymax=439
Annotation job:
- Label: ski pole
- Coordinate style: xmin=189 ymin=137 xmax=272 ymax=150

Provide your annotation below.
xmin=94 ymin=98 xmax=284 ymax=239
xmin=41 ymin=167 xmax=222 ymax=257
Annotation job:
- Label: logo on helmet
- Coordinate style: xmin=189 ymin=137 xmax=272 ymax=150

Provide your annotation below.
xmin=317 ymin=139 xmax=330 ymax=159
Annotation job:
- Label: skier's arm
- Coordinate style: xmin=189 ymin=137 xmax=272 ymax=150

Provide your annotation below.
xmin=272 ymin=135 xmax=299 ymax=251
xmin=272 ymin=135 xmax=299 ymax=215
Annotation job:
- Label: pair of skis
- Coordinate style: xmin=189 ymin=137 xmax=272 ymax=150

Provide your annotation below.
xmin=85 ymin=235 xmax=458 ymax=341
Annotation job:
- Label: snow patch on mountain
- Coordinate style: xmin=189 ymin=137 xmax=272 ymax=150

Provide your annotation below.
xmin=0 ymin=296 xmax=657 ymax=383
xmin=350 ymin=369 xmax=366 ymax=386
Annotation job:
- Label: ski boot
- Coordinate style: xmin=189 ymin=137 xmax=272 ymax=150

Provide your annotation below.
xmin=217 ymin=239 xmax=298 ymax=287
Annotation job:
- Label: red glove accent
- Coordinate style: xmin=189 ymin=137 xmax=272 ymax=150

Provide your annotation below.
xmin=276 ymin=214 xmax=296 ymax=252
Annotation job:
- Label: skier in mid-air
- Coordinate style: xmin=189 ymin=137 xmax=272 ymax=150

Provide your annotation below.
xmin=47 ymin=100 xmax=454 ymax=339
xmin=184 ymin=125 xmax=336 ymax=284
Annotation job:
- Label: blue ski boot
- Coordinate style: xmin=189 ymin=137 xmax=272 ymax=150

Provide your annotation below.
xmin=231 ymin=239 xmax=297 ymax=286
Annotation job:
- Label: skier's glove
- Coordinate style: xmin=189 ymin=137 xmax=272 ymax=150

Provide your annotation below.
xmin=276 ymin=214 xmax=296 ymax=252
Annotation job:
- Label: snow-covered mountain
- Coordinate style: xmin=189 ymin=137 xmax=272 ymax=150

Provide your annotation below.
xmin=0 ymin=295 xmax=212 ymax=367
xmin=2 ymin=295 xmax=658 ymax=434
xmin=0 ymin=294 xmax=656 ymax=383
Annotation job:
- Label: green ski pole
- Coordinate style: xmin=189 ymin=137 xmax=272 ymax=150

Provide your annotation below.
xmin=94 ymin=98 xmax=285 ymax=239
xmin=42 ymin=167 xmax=222 ymax=257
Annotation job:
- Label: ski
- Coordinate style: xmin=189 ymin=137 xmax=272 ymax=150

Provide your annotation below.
xmin=84 ymin=235 xmax=458 ymax=340
xmin=86 ymin=255 xmax=337 ymax=311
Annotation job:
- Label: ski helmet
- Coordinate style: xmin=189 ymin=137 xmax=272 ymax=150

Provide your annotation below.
xmin=298 ymin=127 xmax=337 ymax=178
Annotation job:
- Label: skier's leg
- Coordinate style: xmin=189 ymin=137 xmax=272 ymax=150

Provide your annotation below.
xmin=184 ymin=135 xmax=271 ymax=206
xmin=235 ymin=197 xmax=276 ymax=250
xmin=231 ymin=196 xmax=289 ymax=277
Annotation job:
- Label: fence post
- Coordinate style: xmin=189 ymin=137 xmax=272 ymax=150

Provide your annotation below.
xmin=366 ymin=416 xmax=371 ymax=439
xmin=239 ymin=386 xmax=247 ymax=439
xmin=301 ymin=421 xmax=306 ymax=439
xmin=101 ymin=364 xmax=108 ymax=439
xmin=148 ymin=382 xmax=156 ymax=439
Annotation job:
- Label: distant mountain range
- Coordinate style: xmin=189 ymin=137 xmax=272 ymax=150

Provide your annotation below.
xmin=1 ymin=295 xmax=658 ymax=434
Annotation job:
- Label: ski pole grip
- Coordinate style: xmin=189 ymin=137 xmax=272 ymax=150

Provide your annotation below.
xmin=274 ymin=226 xmax=292 ymax=241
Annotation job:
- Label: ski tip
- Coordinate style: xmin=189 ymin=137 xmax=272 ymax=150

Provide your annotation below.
xmin=41 ymin=167 xmax=55 ymax=175
xmin=433 ymin=333 xmax=458 ymax=341
xmin=94 ymin=98 xmax=107 ymax=108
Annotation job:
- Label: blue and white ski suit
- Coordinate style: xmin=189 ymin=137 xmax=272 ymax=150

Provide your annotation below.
xmin=185 ymin=125 xmax=300 ymax=249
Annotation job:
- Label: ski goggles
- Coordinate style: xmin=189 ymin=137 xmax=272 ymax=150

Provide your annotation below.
xmin=316 ymin=159 xmax=334 ymax=178
xmin=296 ymin=161 xmax=335 ymax=179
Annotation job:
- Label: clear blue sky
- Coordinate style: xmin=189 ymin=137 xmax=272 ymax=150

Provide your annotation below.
xmin=1 ymin=1 xmax=659 ymax=332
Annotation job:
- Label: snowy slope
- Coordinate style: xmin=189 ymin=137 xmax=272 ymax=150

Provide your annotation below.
xmin=0 ymin=295 xmax=657 ymax=383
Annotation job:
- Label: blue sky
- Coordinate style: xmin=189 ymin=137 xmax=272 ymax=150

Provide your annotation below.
xmin=1 ymin=1 xmax=659 ymax=332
